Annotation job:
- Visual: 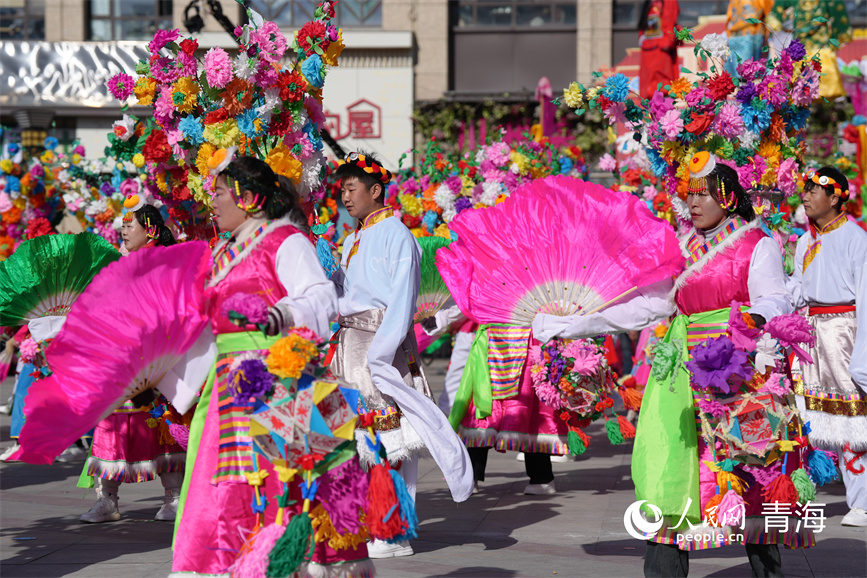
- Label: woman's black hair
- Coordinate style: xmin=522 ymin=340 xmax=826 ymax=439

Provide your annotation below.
xmin=134 ymin=204 xmax=175 ymax=247
xmin=638 ymin=0 xmax=653 ymax=32
xmin=707 ymin=164 xmax=756 ymax=223
xmin=225 ymin=156 xmax=308 ymax=231
xmin=333 ymin=150 xmax=388 ymax=198
xmin=806 ymin=166 xmax=849 ymax=212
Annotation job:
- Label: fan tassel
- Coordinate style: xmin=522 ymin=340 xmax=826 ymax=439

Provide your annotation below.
xmin=761 ymin=473 xmax=799 ymax=506
xmin=567 ymin=427 xmax=589 ymax=456
xmin=365 ymin=462 xmax=405 ymax=541
xmin=168 ymin=422 xmax=190 ymax=450
xmin=806 ymin=448 xmax=838 ymax=486
xmin=266 ymin=511 xmax=314 ymax=578
xmin=703 ymin=492 xmax=724 ymax=526
xmin=716 ymin=488 xmax=745 ymax=527
xmin=716 ymin=471 xmax=748 ymax=495
xmin=790 ymin=468 xmax=817 ymax=503
xmin=618 ymin=381 xmax=643 ymax=411
xmin=316 ymin=237 xmax=337 ymax=278
xmin=605 ymin=419 xmax=624 ymax=445
xmin=617 ymin=415 xmax=636 ymax=439
xmin=228 ymin=523 xmax=287 ymax=578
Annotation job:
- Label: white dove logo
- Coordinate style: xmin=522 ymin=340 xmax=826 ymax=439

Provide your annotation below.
xmin=623 ymin=500 xmax=664 ymax=540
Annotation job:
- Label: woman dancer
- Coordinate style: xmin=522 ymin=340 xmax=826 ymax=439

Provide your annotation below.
xmin=80 ymin=197 xmax=187 ymax=523
xmin=534 ymin=153 xmax=811 ymax=576
xmin=171 ymin=151 xmax=372 ymax=577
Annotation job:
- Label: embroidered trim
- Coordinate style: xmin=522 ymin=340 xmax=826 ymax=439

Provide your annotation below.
xmin=207 ymin=215 xmax=303 ymax=287
xmin=803 ymin=213 xmax=848 ymax=271
xmin=212 ymin=221 xmax=271 ymax=279
xmin=345 ymin=207 xmax=394 ymax=267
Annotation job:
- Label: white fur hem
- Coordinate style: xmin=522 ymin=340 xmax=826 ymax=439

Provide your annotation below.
xmin=796 ymin=397 xmax=867 ymax=451
xmin=303 ymin=558 xmax=375 ymax=578
xmin=355 ymin=417 xmax=426 ymax=468
xmin=87 ymin=452 xmax=186 ymax=482
xmin=670 ymin=221 xmax=762 ymax=300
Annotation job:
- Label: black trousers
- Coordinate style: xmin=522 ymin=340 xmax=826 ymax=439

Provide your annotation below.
xmin=467 ymin=447 xmax=554 ymax=485
xmin=644 ymin=541 xmax=783 ymax=577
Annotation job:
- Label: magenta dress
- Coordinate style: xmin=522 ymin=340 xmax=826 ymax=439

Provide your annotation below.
xmin=172 ymin=221 xmax=370 ymax=576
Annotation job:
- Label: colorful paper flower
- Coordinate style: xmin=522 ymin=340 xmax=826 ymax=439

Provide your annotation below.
xmin=685 ymin=335 xmax=752 ymax=394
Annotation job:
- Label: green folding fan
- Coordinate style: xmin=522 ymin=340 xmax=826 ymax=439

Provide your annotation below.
xmin=0 ymin=233 xmax=121 ymax=326
xmin=415 ymin=236 xmax=453 ymax=323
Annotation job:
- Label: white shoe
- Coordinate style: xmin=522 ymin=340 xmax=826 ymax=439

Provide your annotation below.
xmin=550 ymin=454 xmax=569 ymax=463
xmin=472 ymin=481 xmax=480 ymax=494
xmin=0 ymin=443 xmax=20 ymax=462
xmin=80 ymin=496 xmax=121 ymax=523
xmin=524 ymin=482 xmax=556 ymax=495
xmin=155 ymin=489 xmax=179 ymax=521
xmin=516 ymin=452 xmax=525 ymax=461
xmin=842 ymin=507 xmax=867 ymax=527
xmin=55 ymin=445 xmax=86 ymax=463
xmin=367 ymin=539 xmax=414 ymax=559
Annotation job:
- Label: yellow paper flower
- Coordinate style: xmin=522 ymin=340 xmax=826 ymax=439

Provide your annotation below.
xmin=41 ymin=151 xmax=55 ymax=164
xmin=188 ymin=172 xmax=210 ymax=208
xmin=410 ymin=227 xmax=425 ymax=238
xmin=173 ymin=77 xmax=199 ymax=114
xmin=433 ymin=223 xmax=450 ymax=239
xmin=134 ymin=77 xmax=158 ymax=106
xmin=586 ymin=86 xmax=600 ymax=101
xmin=460 ymin=175 xmax=475 ymax=195
xmin=132 ymin=153 xmax=146 ymax=168
xmin=668 ymin=77 xmax=692 ymax=99
xmin=203 ymin=119 xmax=241 ymax=149
xmin=155 ymin=169 xmax=168 ymax=193
xmin=661 ymin=140 xmax=685 ymax=164
xmin=322 ymin=31 xmax=344 ymax=66
xmin=399 ymin=194 xmax=423 ymax=217
xmin=563 ymin=82 xmax=583 ymax=108
xmin=266 ymin=334 xmax=320 ymax=380
xmin=265 ymin=143 xmax=303 ymax=182
xmin=0 ymin=160 xmax=12 ymax=174
xmin=196 ymin=143 xmax=217 ymax=177
xmin=653 ymin=323 xmax=668 ymax=339
xmin=510 ymin=151 xmax=530 ymax=175
xmin=760 ymin=166 xmax=777 ymax=187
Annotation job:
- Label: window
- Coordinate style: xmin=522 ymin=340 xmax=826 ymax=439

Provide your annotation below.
xmin=0 ymin=0 xmax=45 ymax=40
xmin=844 ymin=0 xmax=866 ymax=27
xmin=87 ymin=0 xmax=173 ymax=41
xmin=456 ymin=0 xmax=576 ymax=29
xmin=248 ymin=0 xmax=381 ymax=28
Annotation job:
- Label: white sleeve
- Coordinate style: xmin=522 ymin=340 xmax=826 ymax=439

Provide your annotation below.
xmin=747 ymin=236 xmax=794 ymax=322
xmin=531 ymin=278 xmax=676 ymax=343
xmin=274 ymin=233 xmax=339 ymax=339
xmin=786 ymin=235 xmax=808 ymax=310
xmin=422 ymin=302 xmax=465 ymax=336
xmin=850 ymin=240 xmax=867 ymax=391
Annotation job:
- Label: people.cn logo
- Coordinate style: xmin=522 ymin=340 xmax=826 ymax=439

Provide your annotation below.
xmin=623 ymin=500 xmax=664 ymax=540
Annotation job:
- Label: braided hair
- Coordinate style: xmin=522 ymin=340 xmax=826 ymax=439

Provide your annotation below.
xmin=224 ymin=156 xmax=308 ymax=231
xmin=706 ymin=164 xmax=755 ymax=223
xmin=134 ymin=205 xmax=175 ymax=247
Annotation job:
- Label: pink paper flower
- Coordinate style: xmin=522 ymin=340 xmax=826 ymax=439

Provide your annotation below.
xmin=728 ymin=302 xmax=760 ymax=352
xmin=712 ymin=103 xmax=744 ymax=140
xmin=148 ymin=29 xmax=180 ymax=54
xmin=204 ymin=47 xmax=233 ymax=89
xmin=288 ymin=326 xmax=324 ymax=345
xmin=598 ymin=153 xmax=617 ymax=172
xmin=792 ymin=65 xmax=820 ymax=107
xmin=19 ymin=338 xmax=39 ymax=362
xmin=250 ymin=21 xmax=287 ymax=63
xmin=106 ymin=73 xmax=134 ymax=101
xmin=486 ymin=143 xmax=511 ymax=166
xmin=563 ymin=341 xmax=603 ymax=375
xmin=698 ymin=397 xmax=727 ymax=418
xmin=221 ymin=292 xmax=269 ymax=325
xmin=660 ymin=109 xmax=684 ymax=139
xmin=764 ymin=314 xmax=816 ymax=363
xmin=761 ymin=372 xmax=791 ymax=396
xmin=776 ymin=158 xmax=798 ymax=196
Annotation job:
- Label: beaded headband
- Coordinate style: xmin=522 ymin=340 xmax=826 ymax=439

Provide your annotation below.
xmin=804 ymin=170 xmax=848 ymax=201
xmin=687 ymin=152 xmax=736 ymax=210
xmin=341 ymin=151 xmax=392 ymax=185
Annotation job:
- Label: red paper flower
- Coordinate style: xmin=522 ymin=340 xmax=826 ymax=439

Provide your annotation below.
xmin=707 ymin=72 xmax=735 ymax=100
xmin=26 ymin=217 xmax=55 ymax=239
xmin=180 ymin=38 xmax=198 ymax=55
xmin=653 ymin=192 xmax=672 ymax=213
xmin=143 ymin=130 xmax=171 ymax=164
xmin=204 ymin=108 xmax=229 ymax=125
xmin=269 ymin=110 xmax=294 ymax=135
xmin=684 ymin=112 xmax=715 ymax=135
xmin=278 ymin=70 xmax=306 ymax=102
xmin=297 ymin=21 xmax=327 ymax=57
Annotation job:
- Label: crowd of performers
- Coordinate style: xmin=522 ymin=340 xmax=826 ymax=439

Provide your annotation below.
xmin=1 ymin=2 xmax=866 ymax=577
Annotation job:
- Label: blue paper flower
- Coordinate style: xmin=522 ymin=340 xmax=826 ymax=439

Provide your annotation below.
xmin=236 ymin=110 xmax=263 ymax=140
xmin=178 ymin=115 xmax=205 ymax=145
xmin=559 ymin=157 xmax=573 ymax=174
xmin=43 ymin=136 xmax=59 ymax=150
xmin=603 ymin=73 xmax=630 ymax=103
xmin=741 ymin=101 xmax=771 ymax=133
xmin=5 ymin=175 xmax=20 ymax=192
xmin=303 ymin=121 xmax=323 ymax=151
xmin=647 ymin=149 xmax=668 ymax=178
xmin=422 ymin=209 xmax=438 ymax=233
xmin=301 ymin=54 xmax=324 ymax=89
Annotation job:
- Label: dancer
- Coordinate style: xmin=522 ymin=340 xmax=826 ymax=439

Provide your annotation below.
xmin=80 ymin=198 xmax=185 ymax=523
xmin=330 ymin=151 xmax=473 ymax=558
xmin=534 ymin=153 xmax=813 ymax=577
xmin=638 ymin=0 xmax=679 ymax=100
xmin=789 ymin=167 xmax=867 ymax=527
xmin=725 ymin=0 xmax=772 ymax=79
xmin=171 ymin=151 xmax=348 ymax=575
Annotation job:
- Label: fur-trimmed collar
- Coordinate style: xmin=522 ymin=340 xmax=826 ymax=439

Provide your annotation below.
xmin=208 ymin=214 xmax=305 ymax=288
xmin=669 ymin=219 xmax=762 ymax=299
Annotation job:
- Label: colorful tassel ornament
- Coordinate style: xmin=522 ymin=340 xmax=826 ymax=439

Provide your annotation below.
xmin=703 ymin=492 xmax=723 ymax=526
xmin=617 ymin=414 xmax=636 ymax=439
xmin=716 ymin=488 xmax=745 ymax=527
xmin=806 ymin=448 xmax=838 ymax=486
xmin=266 ymin=511 xmax=314 ymax=578
xmin=716 ymin=471 xmax=748 ymax=495
xmin=388 ymin=468 xmax=419 ymax=541
xmin=167 ymin=422 xmax=189 ymax=450
xmin=567 ymin=427 xmax=589 ymax=456
xmin=618 ymin=382 xmax=643 ymax=411
xmin=605 ymin=419 xmax=624 ymax=445
xmin=790 ymin=468 xmax=816 ymax=503
xmin=761 ymin=473 xmax=799 ymax=506
xmin=228 ymin=523 xmax=285 ymax=578
xmin=365 ymin=463 xmax=405 ymax=541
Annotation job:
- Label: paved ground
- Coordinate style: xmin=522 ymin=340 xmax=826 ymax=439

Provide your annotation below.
xmin=1 ymin=359 xmax=865 ymax=578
